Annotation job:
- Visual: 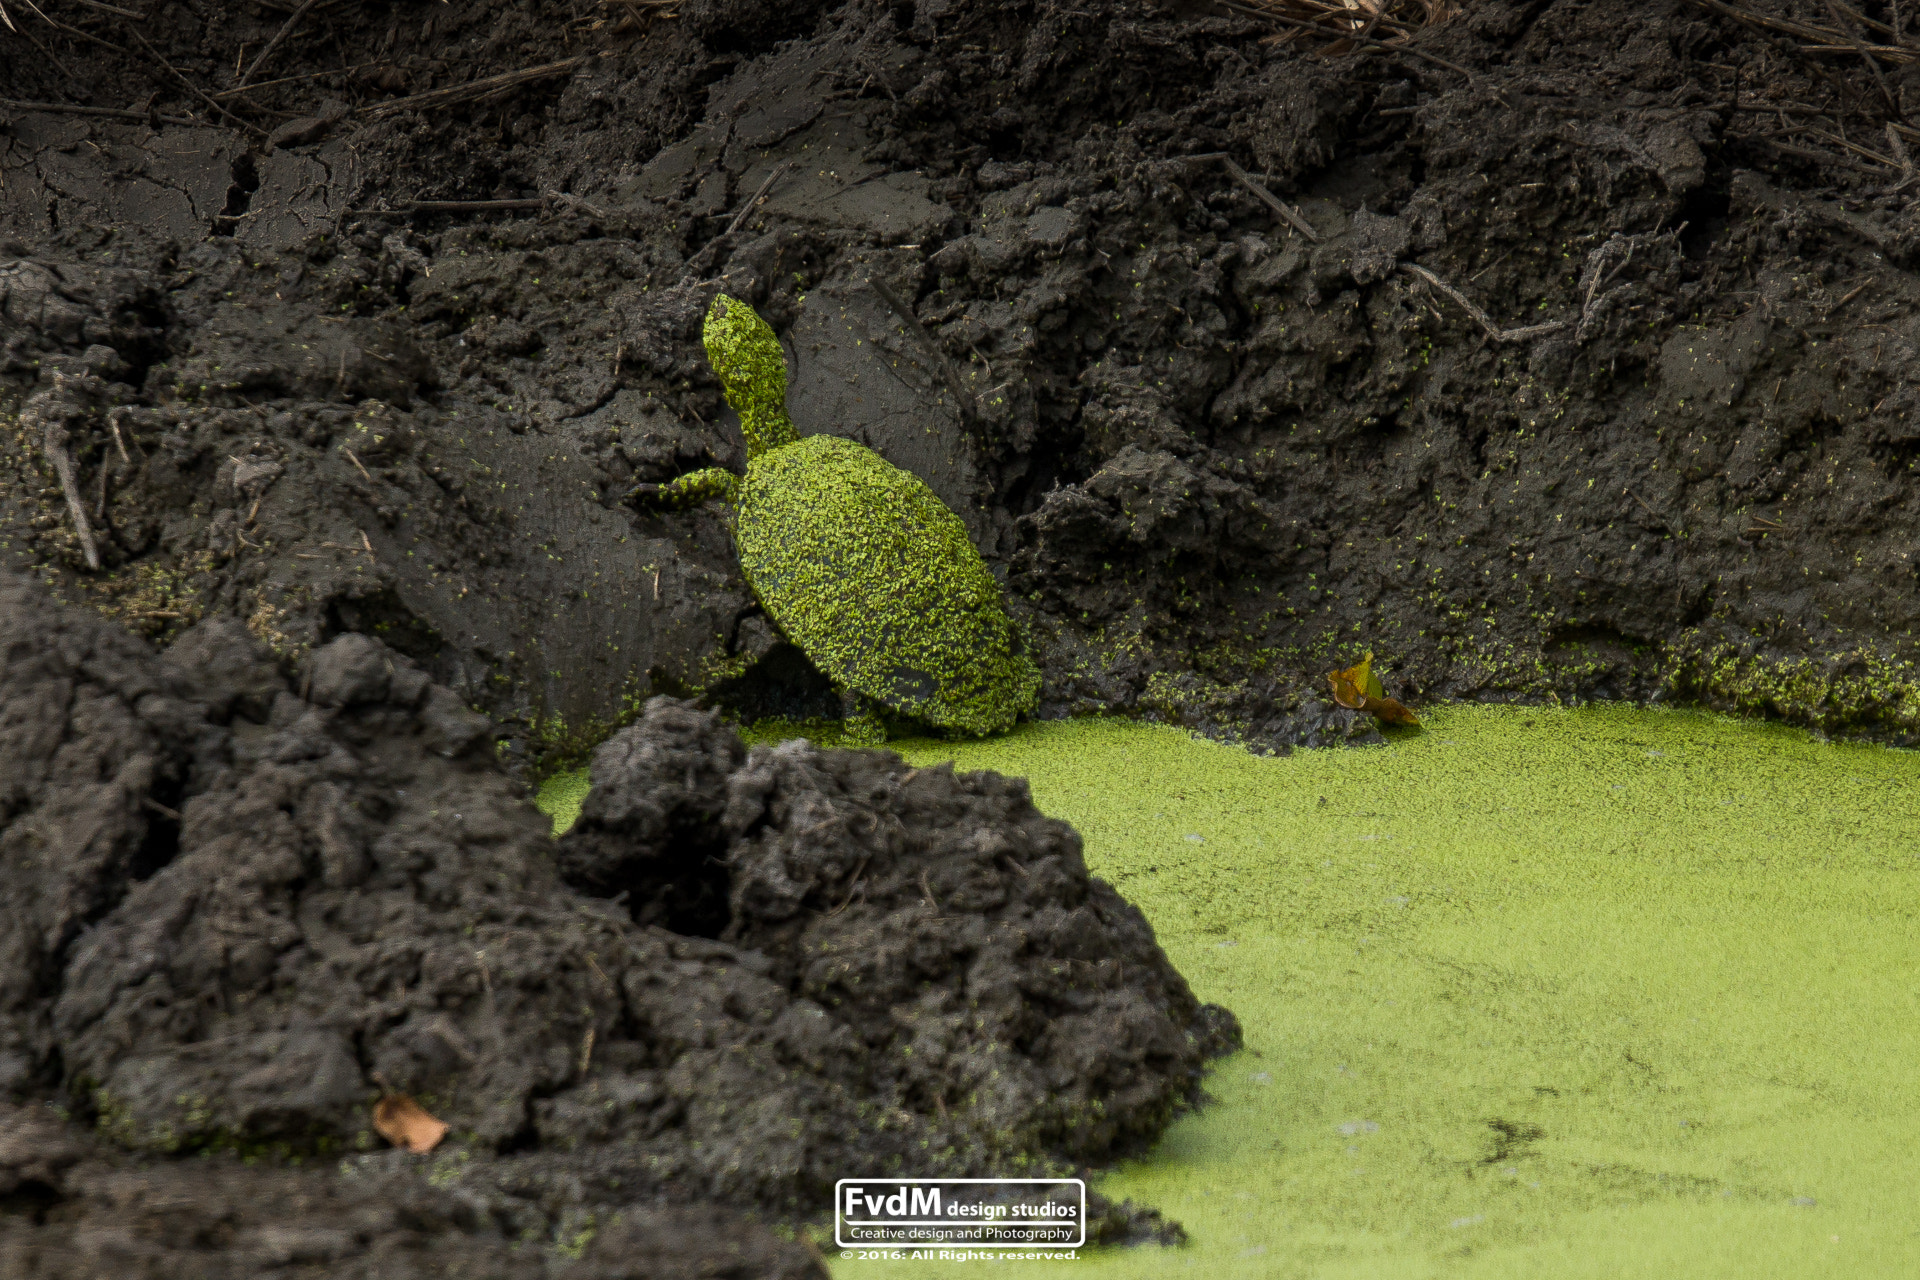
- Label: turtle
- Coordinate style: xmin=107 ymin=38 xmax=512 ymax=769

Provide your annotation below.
xmin=630 ymin=293 xmax=1040 ymax=742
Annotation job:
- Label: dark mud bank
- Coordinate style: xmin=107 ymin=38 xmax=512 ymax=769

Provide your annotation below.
xmin=0 ymin=570 xmax=1233 ymax=1273
xmin=8 ymin=0 xmax=1920 ymax=758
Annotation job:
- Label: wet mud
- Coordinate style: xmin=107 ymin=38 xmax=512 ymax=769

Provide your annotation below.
xmin=8 ymin=0 xmax=1920 ymax=757
xmin=5 ymin=0 xmax=1920 ymax=1265
xmin=0 ymin=571 xmax=1227 ymax=1271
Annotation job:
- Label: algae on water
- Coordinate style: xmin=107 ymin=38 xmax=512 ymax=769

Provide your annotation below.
xmin=537 ymin=705 xmax=1920 ymax=1277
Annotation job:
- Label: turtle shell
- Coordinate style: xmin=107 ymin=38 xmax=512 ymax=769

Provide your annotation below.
xmin=735 ymin=433 xmax=1039 ymax=735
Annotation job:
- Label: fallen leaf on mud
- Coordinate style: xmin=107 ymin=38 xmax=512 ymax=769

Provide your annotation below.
xmin=372 ymin=1093 xmax=448 ymax=1154
xmin=1327 ymin=652 xmax=1420 ymax=726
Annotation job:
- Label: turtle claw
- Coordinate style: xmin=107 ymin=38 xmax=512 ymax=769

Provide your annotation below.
xmin=837 ymin=690 xmax=888 ymax=747
xmin=839 ymin=711 xmax=888 ymax=748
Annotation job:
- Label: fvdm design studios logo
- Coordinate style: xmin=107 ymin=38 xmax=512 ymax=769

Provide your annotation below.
xmin=835 ymin=1178 xmax=1086 ymax=1257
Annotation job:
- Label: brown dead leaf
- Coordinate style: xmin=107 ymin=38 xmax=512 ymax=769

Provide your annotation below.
xmin=1327 ymin=651 xmax=1421 ymax=726
xmin=372 ymin=1093 xmax=448 ymax=1154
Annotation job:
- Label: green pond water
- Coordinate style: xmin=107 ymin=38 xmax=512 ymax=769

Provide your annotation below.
xmin=535 ymin=705 xmax=1920 ymax=1278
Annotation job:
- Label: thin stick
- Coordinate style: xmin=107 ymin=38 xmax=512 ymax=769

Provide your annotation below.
xmin=826 ymin=858 xmax=869 ymax=917
xmin=238 ymin=0 xmax=320 ymax=89
xmin=42 ymin=425 xmax=101 ymax=570
xmin=724 ymin=161 xmax=791 ymax=236
xmin=1794 ymin=41 xmax=1915 ymax=57
xmin=1753 ymin=136 xmax=1888 ymax=175
xmin=1690 ymin=0 xmax=1849 ymax=46
xmin=13 ymin=24 xmax=81 ymax=86
xmin=1827 ymin=0 xmax=1898 ymax=107
xmin=674 ymin=164 xmax=793 ymax=281
xmin=546 ymin=191 xmax=608 ymax=220
xmin=1887 ymin=123 xmax=1914 ymax=179
xmin=1 ymin=0 xmax=136 ymax=61
xmin=1728 ymin=100 xmax=1834 ymax=115
xmin=210 ymin=60 xmax=384 ymax=99
xmin=1626 ymin=487 xmax=1683 ymax=537
xmin=1399 ymin=262 xmax=1566 ymax=343
xmin=405 ymin=198 xmax=545 ymax=213
xmin=357 ymin=56 xmax=589 ymax=118
xmin=1830 ymin=0 xmax=1905 ymax=42
xmin=1794 ymin=123 xmax=1902 ymax=168
xmin=0 ymin=97 xmax=206 ymax=127
xmin=869 ymin=275 xmax=976 ymax=423
xmin=63 ymin=0 xmax=143 ymax=14
xmin=1222 ymin=3 xmax=1478 ymax=77
xmin=1830 ymin=278 xmax=1872 ymax=313
xmin=1220 ymin=157 xmax=1320 ymax=242
xmin=108 ymin=413 xmax=133 ymax=463
xmin=127 ymin=26 xmax=265 ymax=135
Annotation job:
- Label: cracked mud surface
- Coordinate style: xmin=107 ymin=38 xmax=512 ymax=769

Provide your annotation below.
xmin=5 ymin=0 xmax=1920 ymax=1268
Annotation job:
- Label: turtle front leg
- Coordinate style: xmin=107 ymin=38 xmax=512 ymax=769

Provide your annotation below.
xmin=627 ymin=468 xmax=740 ymax=509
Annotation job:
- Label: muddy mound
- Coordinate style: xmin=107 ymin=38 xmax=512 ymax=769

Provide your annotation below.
xmin=562 ymin=699 xmax=1241 ymax=1162
xmin=0 ymin=570 xmax=1228 ymax=1261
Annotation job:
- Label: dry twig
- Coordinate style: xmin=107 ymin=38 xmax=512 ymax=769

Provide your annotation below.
xmin=869 ymin=274 xmax=976 ymax=423
xmin=237 ymin=0 xmax=320 ymax=89
xmin=586 ymin=0 xmax=677 ymax=35
xmin=0 ymin=96 xmax=206 ymax=127
xmin=1690 ymin=0 xmax=1920 ymax=65
xmin=1398 ymin=262 xmax=1565 ymax=343
xmin=723 ymin=161 xmax=791 ymax=236
xmin=1222 ymin=0 xmax=1475 ymax=77
xmin=210 ymin=60 xmax=386 ymax=98
xmin=125 ymin=25 xmax=264 ymax=135
xmin=26 ymin=379 xmax=102 ymax=571
xmin=357 ymin=56 xmax=590 ymax=118
xmin=1218 ymin=156 xmax=1321 ymax=241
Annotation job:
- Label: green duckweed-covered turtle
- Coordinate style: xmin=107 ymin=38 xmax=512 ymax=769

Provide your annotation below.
xmin=633 ymin=294 xmax=1040 ymax=740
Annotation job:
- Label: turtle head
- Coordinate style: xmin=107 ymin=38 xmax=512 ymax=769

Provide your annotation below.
xmin=703 ymin=294 xmax=797 ymax=457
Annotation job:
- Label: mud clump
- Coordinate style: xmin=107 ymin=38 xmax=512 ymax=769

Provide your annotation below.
xmin=0 ymin=570 xmax=1230 ymax=1271
xmin=563 ymin=699 xmax=1240 ymax=1164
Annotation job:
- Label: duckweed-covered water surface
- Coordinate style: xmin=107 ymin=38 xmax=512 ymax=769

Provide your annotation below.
xmin=537 ymin=705 xmax=1920 ymax=1278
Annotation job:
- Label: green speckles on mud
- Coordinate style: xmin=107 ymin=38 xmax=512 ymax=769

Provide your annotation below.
xmin=1664 ymin=629 xmax=1920 ymax=741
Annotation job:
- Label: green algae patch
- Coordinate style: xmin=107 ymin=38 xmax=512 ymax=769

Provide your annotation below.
xmin=535 ymin=767 xmax=592 ymax=836
xmin=830 ymin=705 xmax=1920 ymax=1279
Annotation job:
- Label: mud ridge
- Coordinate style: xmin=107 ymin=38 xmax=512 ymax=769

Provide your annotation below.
xmin=5 ymin=0 xmax=1920 ymax=758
